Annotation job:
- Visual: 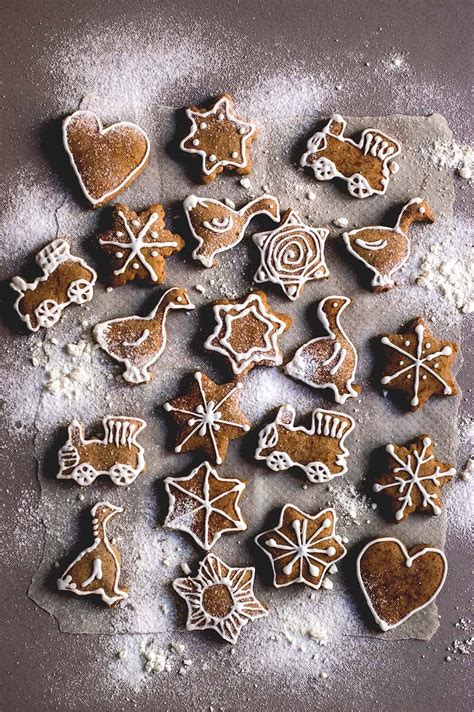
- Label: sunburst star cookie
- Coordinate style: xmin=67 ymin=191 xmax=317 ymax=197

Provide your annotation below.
xmin=180 ymin=94 xmax=258 ymax=183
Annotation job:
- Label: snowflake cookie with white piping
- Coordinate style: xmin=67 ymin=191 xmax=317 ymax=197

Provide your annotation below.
xmin=98 ymin=203 xmax=184 ymax=286
xmin=379 ymin=317 xmax=459 ymax=410
xmin=253 ymin=209 xmax=329 ymax=300
xmin=164 ymin=461 xmax=247 ymax=550
xmin=373 ymin=435 xmax=455 ymax=522
xmin=164 ymin=371 xmax=250 ymax=464
xmin=180 ymin=93 xmax=258 ymax=184
xmin=205 ymin=291 xmax=292 ymax=377
xmin=255 ymin=505 xmax=346 ymax=590
xmin=172 ymin=552 xmax=268 ymax=644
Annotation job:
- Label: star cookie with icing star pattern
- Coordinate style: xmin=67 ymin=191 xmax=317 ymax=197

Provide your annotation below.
xmin=255 ymin=505 xmax=346 ymax=590
xmin=180 ymin=93 xmax=258 ymax=184
xmin=164 ymin=371 xmax=250 ymax=464
xmin=379 ymin=317 xmax=458 ymax=410
xmin=204 ymin=291 xmax=292 ymax=377
xmin=164 ymin=461 xmax=247 ymax=550
xmin=98 ymin=203 xmax=184 ymax=286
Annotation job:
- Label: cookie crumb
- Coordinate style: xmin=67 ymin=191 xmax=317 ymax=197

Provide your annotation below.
xmin=333 ymin=217 xmax=348 ymax=228
xmin=239 ymin=177 xmax=251 ymax=189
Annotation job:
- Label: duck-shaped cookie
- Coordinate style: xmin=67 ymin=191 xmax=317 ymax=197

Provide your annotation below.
xmin=183 ymin=194 xmax=280 ymax=267
xmin=57 ymin=501 xmax=128 ymax=607
xmin=285 ymin=295 xmax=361 ymax=404
xmin=342 ymin=198 xmax=435 ymax=291
xmin=93 ymin=287 xmax=195 ymax=384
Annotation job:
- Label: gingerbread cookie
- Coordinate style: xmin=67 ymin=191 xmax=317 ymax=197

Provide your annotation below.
xmin=255 ymin=505 xmax=346 ymax=590
xmin=57 ymin=501 xmax=128 ymax=607
xmin=173 ymin=552 xmax=267 ymax=643
xmin=183 ymin=194 xmax=280 ymax=267
xmin=342 ymin=198 xmax=435 ymax=291
xmin=285 ymin=295 xmax=361 ymax=403
xmin=252 ymin=209 xmax=329 ymax=300
xmin=357 ymin=537 xmax=447 ymax=631
xmin=63 ymin=110 xmax=150 ymax=207
xmin=373 ymin=435 xmax=455 ymax=521
xmin=57 ymin=416 xmax=146 ymax=487
xmin=164 ymin=371 xmax=250 ymax=464
xmin=98 ymin=203 xmax=184 ymax=286
xmin=255 ymin=405 xmax=355 ymax=483
xmin=301 ymin=114 xmax=400 ymax=198
xmin=180 ymin=94 xmax=258 ymax=183
xmin=93 ymin=287 xmax=194 ymax=384
xmin=164 ymin=461 xmax=247 ymax=550
xmin=204 ymin=291 xmax=291 ymax=377
xmin=380 ymin=317 xmax=459 ymax=410
xmin=10 ymin=239 xmax=97 ymax=332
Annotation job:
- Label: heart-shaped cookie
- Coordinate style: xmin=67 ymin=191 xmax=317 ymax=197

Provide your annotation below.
xmin=357 ymin=537 xmax=447 ymax=631
xmin=63 ymin=110 xmax=150 ymax=208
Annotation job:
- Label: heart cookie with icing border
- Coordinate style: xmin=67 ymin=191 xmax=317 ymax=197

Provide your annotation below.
xmin=63 ymin=110 xmax=150 ymax=207
xmin=357 ymin=537 xmax=447 ymax=631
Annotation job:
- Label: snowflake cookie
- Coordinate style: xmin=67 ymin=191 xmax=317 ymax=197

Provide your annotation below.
xmin=57 ymin=415 xmax=146 ymax=487
xmin=57 ymin=501 xmax=128 ymax=607
xmin=255 ymin=405 xmax=355 ymax=483
xmin=373 ymin=435 xmax=455 ymax=521
xmin=255 ymin=505 xmax=346 ymax=590
xmin=173 ymin=552 xmax=268 ymax=644
xmin=98 ymin=203 xmax=184 ymax=286
xmin=252 ymin=209 xmax=330 ymax=300
xmin=379 ymin=317 xmax=459 ymax=410
xmin=180 ymin=93 xmax=258 ymax=183
xmin=357 ymin=537 xmax=447 ymax=631
xmin=63 ymin=110 xmax=150 ymax=207
xmin=205 ymin=291 xmax=292 ymax=377
xmin=342 ymin=198 xmax=435 ymax=291
xmin=285 ymin=295 xmax=361 ymax=403
xmin=164 ymin=461 xmax=247 ymax=550
xmin=164 ymin=371 xmax=250 ymax=464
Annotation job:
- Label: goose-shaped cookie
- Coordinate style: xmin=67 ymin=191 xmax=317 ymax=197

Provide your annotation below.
xmin=285 ymin=295 xmax=360 ymax=404
xmin=57 ymin=501 xmax=128 ymax=607
xmin=342 ymin=198 xmax=435 ymax=291
xmin=93 ymin=287 xmax=194 ymax=384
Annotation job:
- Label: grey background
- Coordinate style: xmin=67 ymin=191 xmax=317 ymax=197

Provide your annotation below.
xmin=1 ymin=1 xmax=472 ymax=711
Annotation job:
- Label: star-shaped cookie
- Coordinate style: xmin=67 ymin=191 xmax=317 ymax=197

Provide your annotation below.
xmin=180 ymin=93 xmax=258 ymax=183
xmin=98 ymin=203 xmax=184 ymax=286
xmin=373 ymin=435 xmax=456 ymax=521
xmin=380 ymin=317 xmax=458 ymax=410
xmin=255 ymin=504 xmax=346 ymax=590
xmin=204 ymin=291 xmax=292 ymax=376
xmin=253 ymin=209 xmax=329 ymax=300
xmin=164 ymin=371 xmax=250 ymax=464
xmin=164 ymin=461 xmax=247 ymax=550
xmin=173 ymin=552 xmax=268 ymax=644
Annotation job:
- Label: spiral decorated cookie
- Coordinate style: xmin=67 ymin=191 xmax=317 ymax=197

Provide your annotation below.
xmin=63 ymin=110 xmax=150 ymax=207
xmin=180 ymin=94 xmax=258 ymax=184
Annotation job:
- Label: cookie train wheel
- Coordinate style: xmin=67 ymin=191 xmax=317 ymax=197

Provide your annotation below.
xmin=68 ymin=279 xmax=94 ymax=304
xmin=35 ymin=299 xmax=61 ymax=328
xmin=306 ymin=461 xmax=332 ymax=483
xmin=109 ymin=465 xmax=138 ymax=486
xmin=72 ymin=463 xmax=98 ymax=486
xmin=267 ymin=452 xmax=292 ymax=472
xmin=313 ymin=157 xmax=337 ymax=181
xmin=348 ymin=174 xmax=372 ymax=199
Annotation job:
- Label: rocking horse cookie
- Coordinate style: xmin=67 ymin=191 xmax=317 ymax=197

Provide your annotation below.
xmin=57 ymin=501 xmax=128 ymax=607
xmin=301 ymin=114 xmax=400 ymax=199
xmin=10 ymin=239 xmax=97 ymax=332
xmin=180 ymin=93 xmax=258 ymax=183
xmin=342 ymin=198 xmax=435 ymax=291
xmin=183 ymin=194 xmax=280 ymax=267
xmin=93 ymin=287 xmax=195 ymax=384
xmin=57 ymin=416 xmax=146 ymax=487
xmin=255 ymin=405 xmax=355 ymax=483
xmin=63 ymin=110 xmax=150 ymax=207
xmin=285 ymin=295 xmax=361 ymax=403
xmin=98 ymin=203 xmax=184 ymax=286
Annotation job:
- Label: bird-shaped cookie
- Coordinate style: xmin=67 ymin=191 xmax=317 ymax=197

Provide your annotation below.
xmin=342 ymin=198 xmax=435 ymax=291
xmin=57 ymin=501 xmax=128 ymax=607
xmin=285 ymin=295 xmax=361 ymax=404
xmin=93 ymin=287 xmax=195 ymax=384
